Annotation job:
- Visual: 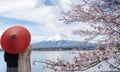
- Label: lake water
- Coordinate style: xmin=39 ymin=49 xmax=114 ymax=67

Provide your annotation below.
xmin=31 ymin=51 xmax=78 ymax=72
xmin=0 ymin=51 xmax=113 ymax=72
xmin=0 ymin=51 xmax=78 ymax=72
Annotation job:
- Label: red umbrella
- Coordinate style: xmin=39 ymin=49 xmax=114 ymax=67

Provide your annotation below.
xmin=1 ymin=26 xmax=31 ymax=54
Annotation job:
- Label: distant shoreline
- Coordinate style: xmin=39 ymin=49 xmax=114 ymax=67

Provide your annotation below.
xmin=0 ymin=47 xmax=94 ymax=52
xmin=0 ymin=49 xmax=93 ymax=52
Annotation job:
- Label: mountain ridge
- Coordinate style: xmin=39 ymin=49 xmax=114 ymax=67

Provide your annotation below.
xmin=31 ymin=34 xmax=95 ymax=50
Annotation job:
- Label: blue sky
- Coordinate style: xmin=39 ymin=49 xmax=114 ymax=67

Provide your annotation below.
xmin=0 ymin=0 xmax=90 ymax=44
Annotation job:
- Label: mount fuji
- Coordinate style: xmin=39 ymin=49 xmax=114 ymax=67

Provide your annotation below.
xmin=31 ymin=34 xmax=95 ymax=50
xmin=46 ymin=33 xmax=72 ymax=41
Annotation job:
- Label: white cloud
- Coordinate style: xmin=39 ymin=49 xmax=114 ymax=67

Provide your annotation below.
xmin=0 ymin=2 xmax=51 ymax=25
xmin=0 ymin=0 xmax=85 ymax=43
xmin=0 ymin=0 xmax=72 ymax=23
xmin=59 ymin=0 xmax=72 ymax=7
xmin=0 ymin=0 xmax=36 ymax=13
xmin=0 ymin=30 xmax=4 ymax=37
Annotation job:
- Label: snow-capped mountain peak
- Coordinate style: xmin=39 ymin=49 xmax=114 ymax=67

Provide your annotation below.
xmin=46 ymin=33 xmax=71 ymax=41
xmin=31 ymin=33 xmax=95 ymax=49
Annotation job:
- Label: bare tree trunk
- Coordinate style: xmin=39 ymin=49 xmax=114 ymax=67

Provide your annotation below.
xmin=18 ymin=45 xmax=31 ymax=72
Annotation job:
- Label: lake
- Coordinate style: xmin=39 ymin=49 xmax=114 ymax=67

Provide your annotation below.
xmin=0 ymin=51 xmax=112 ymax=72
xmin=0 ymin=51 xmax=79 ymax=72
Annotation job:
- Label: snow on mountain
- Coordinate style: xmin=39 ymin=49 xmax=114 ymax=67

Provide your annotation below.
xmin=31 ymin=34 xmax=95 ymax=49
xmin=46 ymin=33 xmax=72 ymax=41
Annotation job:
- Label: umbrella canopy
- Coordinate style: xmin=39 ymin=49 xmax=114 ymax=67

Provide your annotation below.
xmin=1 ymin=26 xmax=31 ymax=54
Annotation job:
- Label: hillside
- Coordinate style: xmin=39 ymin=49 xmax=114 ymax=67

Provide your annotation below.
xmin=31 ymin=34 xmax=95 ymax=50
